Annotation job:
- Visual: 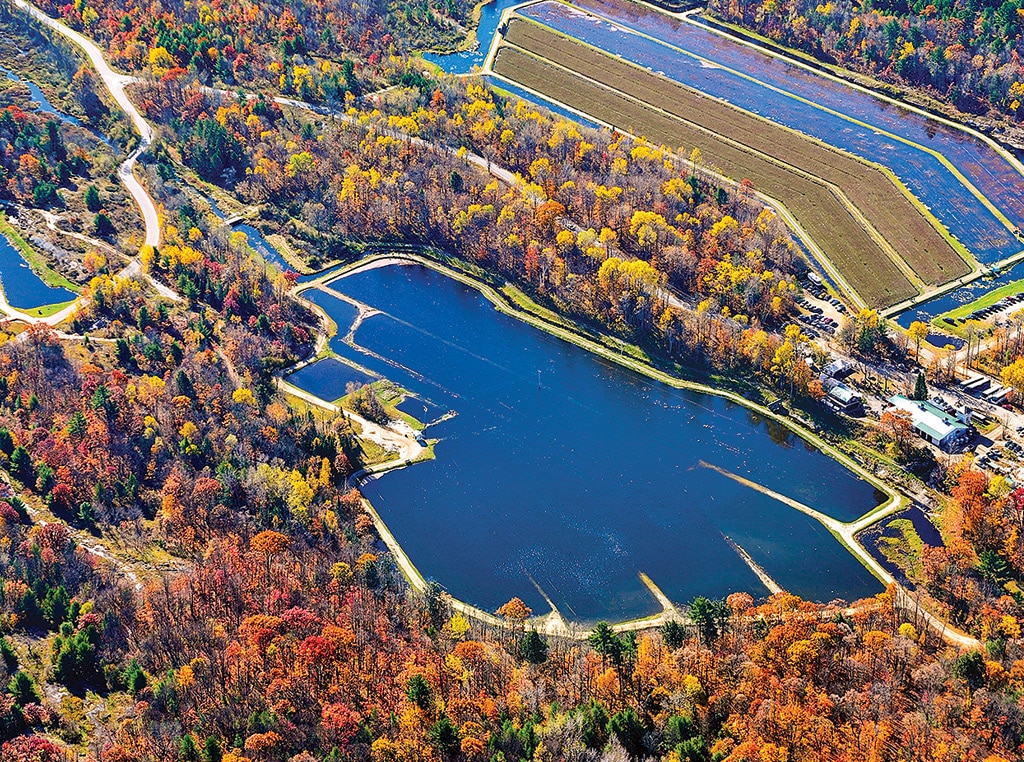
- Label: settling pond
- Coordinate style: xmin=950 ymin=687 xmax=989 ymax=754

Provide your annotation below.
xmin=293 ymin=263 xmax=885 ymax=623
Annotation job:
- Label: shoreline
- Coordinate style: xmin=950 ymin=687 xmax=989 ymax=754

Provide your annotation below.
xmin=283 ymin=250 xmax=976 ymax=642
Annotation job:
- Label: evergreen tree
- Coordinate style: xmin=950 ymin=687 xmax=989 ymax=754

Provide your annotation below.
xmin=202 ymin=736 xmax=223 ymax=762
xmin=519 ymin=630 xmax=548 ymax=664
xmin=913 ymin=371 xmax=928 ymax=401
xmin=9 ymin=446 xmax=34 ymax=486
xmin=661 ymin=619 xmax=687 ymax=649
xmin=84 ymin=184 xmax=101 ymax=212
xmin=405 ymin=674 xmax=432 ymax=710
xmin=7 ymin=671 xmax=41 ymax=707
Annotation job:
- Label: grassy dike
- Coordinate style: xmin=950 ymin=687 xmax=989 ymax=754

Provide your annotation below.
xmin=934 ymin=278 xmax=1024 ymax=328
xmin=297 ymin=250 xmax=908 ymax=624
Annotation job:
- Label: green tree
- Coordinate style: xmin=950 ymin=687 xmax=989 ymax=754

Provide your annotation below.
xmin=182 ymin=117 xmax=245 ymax=181
xmin=519 ymin=630 xmax=548 ymax=664
xmin=32 ymin=180 xmax=58 ymax=206
xmin=588 ymin=621 xmax=623 ymax=668
xmin=429 ymin=713 xmax=460 ymax=756
xmin=52 ymin=622 xmax=103 ymax=688
xmin=608 ymin=707 xmax=645 ymax=757
xmin=578 ymin=701 xmax=609 ymax=749
xmin=121 ymin=659 xmax=147 ymax=695
xmin=115 ymin=338 xmax=132 ymax=366
xmin=978 ymin=549 xmax=1010 ymax=582
xmin=405 ymin=674 xmax=432 ymax=710
xmin=202 ymin=737 xmax=223 ymax=762
xmin=951 ymin=650 xmax=986 ymax=691
xmin=0 ymin=636 xmax=17 ymax=672
xmin=661 ymin=619 xmax=687 ymax=649
xmin=84 ymin=184 xmax=101 ymax=212
xmin=179 ymin=735 xmax=199 ymax=762
xmin=688 ymin=597 xmax=729 ymax=644
xmin=41 ymin=585 xmax=70 ymax=628
xmin=7 ymin=671 xmax=41 ymax=707
xmin=9 ymin=445 xmax=34 ymax=486
xmin=912 ymin=371 xmax=928 ymax=401
xmin=93 ymin=212 xmax=114 ymax=236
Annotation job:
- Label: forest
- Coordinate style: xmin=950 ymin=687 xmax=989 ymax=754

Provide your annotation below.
xmin=710 ymin=0 xmax=1024 ymax=122
xmin=1 ymin=0 xmax=1024 ymax=759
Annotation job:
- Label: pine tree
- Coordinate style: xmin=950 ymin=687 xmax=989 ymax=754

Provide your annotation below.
xmin=913 ymin=371 xmax=928 ymax=401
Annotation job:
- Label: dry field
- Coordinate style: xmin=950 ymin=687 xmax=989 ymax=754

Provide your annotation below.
xmin=496 ymin=18 xmax=973 ymax=308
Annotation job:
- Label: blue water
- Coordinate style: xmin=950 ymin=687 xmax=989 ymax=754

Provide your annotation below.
xmin=0 ymin=63 xmax=82 ymax=126
xmin=288 ymin=357 xmax=374 ymax=401
xmin=234 ymin=222 xmax=288 ymax=271
xmin=522 ymin=1 xmax=1023 ymax=264
xmin=1 ymin=62 xmax=115 ymax=151
xmin=296 ymin=263 xmax=885 ymax=622
xmin=205 ymin=194 xmax=291 ymax=271
xmin=423 ymin=0 xmax=524 ymax=74
xmin=0 ymin=231 xmax=75 ymax=309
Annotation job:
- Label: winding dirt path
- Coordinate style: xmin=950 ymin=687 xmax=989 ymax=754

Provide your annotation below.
xmin=1 ymin=2 xmax=166 ymax=328
xmin=16 ymin=1 xmax=159 ymax=250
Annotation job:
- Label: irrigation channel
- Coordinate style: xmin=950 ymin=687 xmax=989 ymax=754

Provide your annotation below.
xmin=288 ymin=259 xmax=902 ymax=625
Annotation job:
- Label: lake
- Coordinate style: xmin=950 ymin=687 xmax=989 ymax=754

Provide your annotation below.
xmin=0 ymin=228 xmax=75 ymax=310
xmin=294 ymin=263 xmax=885 ymax=623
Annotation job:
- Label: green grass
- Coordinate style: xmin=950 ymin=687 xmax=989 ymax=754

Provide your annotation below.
xmin=932 ymin=276 xmax=1024 ymax=330
xmin=0 ymin=212 xmax=80 ymax=293
xmin=500 ymin=283 xmax=577 ymax=331
xmin=23 ymin=299 xmax=76 ymax=318
xmin=877 ymin=517 xmax=925 ymax=582
xmin=337 ymin=380 xmax=429 ymax=432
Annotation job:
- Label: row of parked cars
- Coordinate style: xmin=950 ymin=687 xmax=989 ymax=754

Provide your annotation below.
xmin=977 ymin=442 xmax=1020 ymax=474
xmin=798 ymin=293 xmax=847 ymax=314
xmin=963 ymin=292 xmax=1024 ymax=323
xmin=797 ymin=312 xmax=838 ymax=335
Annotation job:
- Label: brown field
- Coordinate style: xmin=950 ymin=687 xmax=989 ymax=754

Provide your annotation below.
xmin=496 ymin=18 xmax=973 ymax=307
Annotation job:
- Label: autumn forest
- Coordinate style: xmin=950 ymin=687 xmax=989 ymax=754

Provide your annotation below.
xmin=0 ymin=0 xmax=1024 ymax=760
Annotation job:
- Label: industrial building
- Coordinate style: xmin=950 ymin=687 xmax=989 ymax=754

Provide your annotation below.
xmin=887 ymin=395 xmax=972 ymax=452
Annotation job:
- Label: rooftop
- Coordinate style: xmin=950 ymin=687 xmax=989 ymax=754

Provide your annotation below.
xmin=889 ymin=395 xmax=969 ymax=442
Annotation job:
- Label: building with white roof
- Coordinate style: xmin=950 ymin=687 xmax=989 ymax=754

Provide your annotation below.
xmin=888 ymin=395 xmax=972 ymax=452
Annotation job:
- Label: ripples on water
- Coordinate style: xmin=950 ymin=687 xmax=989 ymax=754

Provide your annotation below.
xmin=293 ymin=264 xmax=885 ymax=622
